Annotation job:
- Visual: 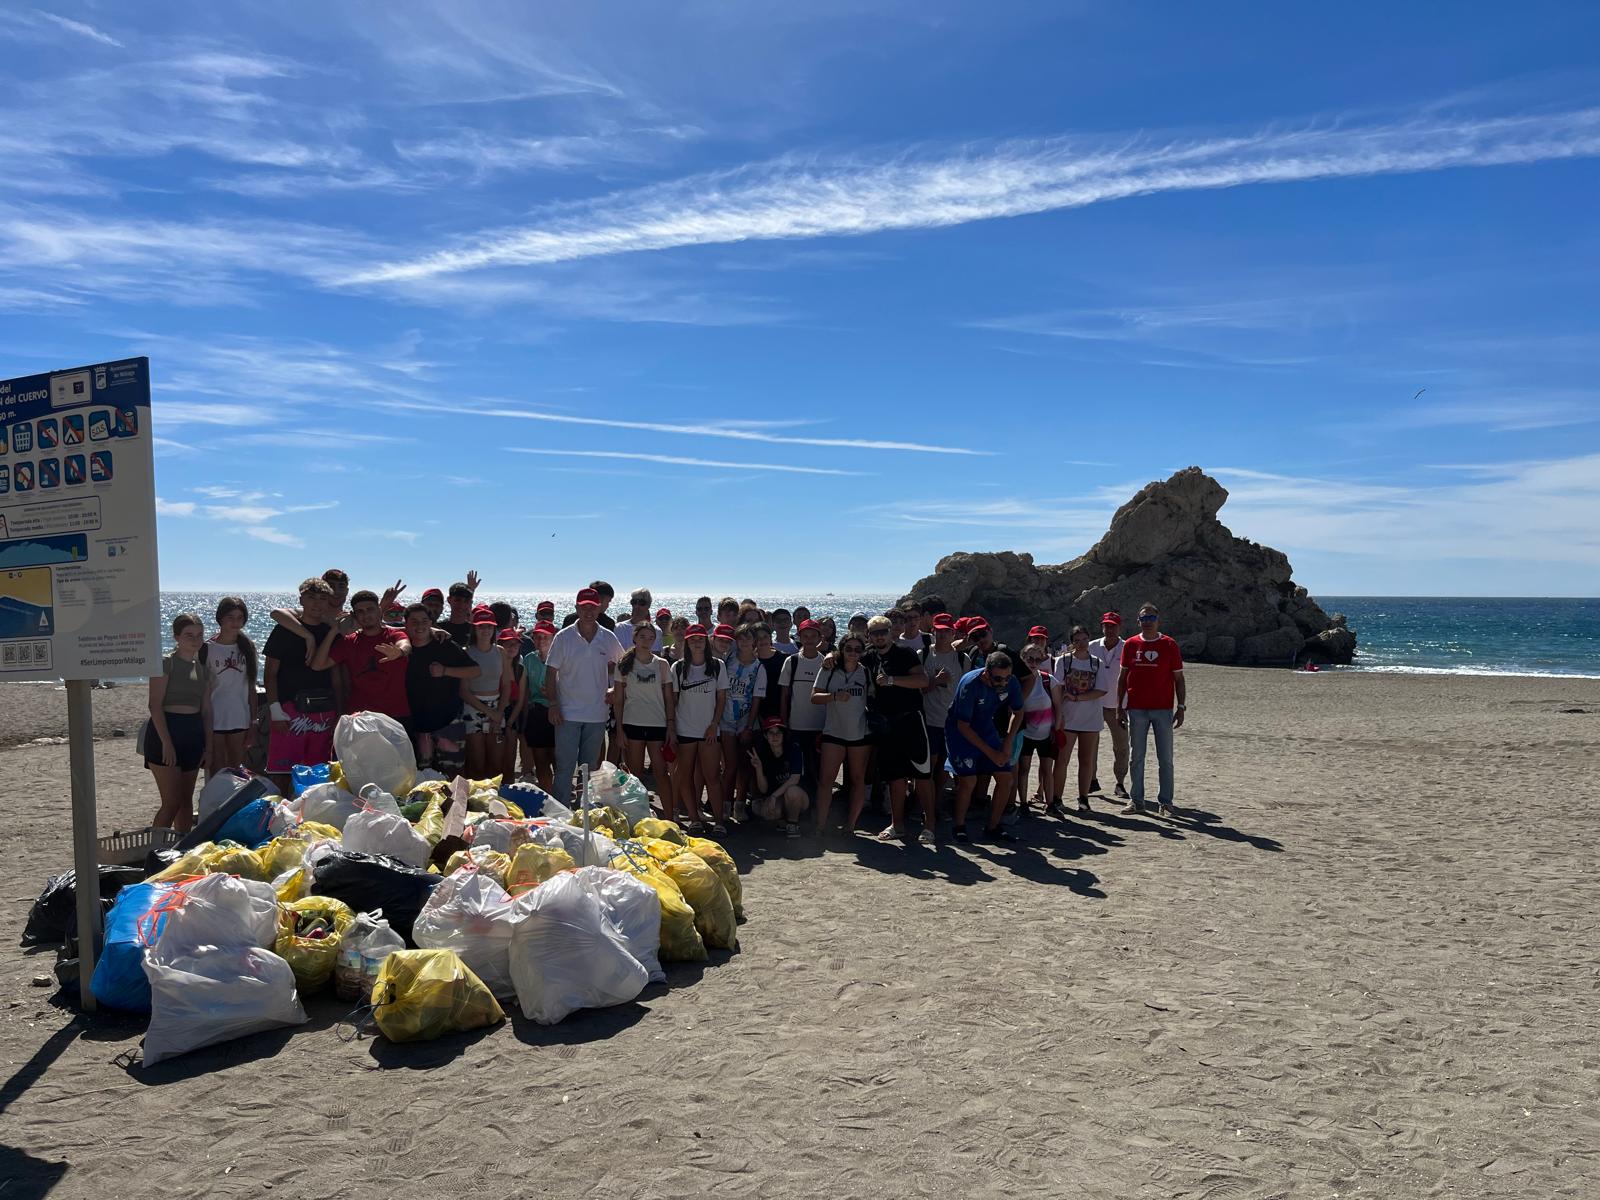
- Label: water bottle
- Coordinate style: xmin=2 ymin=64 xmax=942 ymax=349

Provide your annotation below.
xmin=334 ymin=936 xmax=365 ymax=1002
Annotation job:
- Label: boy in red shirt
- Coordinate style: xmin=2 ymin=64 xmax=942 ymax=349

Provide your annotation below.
xmin=1116 ymin=602 xmax=1186 ymax=817
xmin=311 ymin=589 xmax=411 ymax=720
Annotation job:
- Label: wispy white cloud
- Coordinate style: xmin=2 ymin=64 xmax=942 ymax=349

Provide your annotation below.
xmin=155 ymin=498 xmax=197 ymax=517
xmin=156 ymin=491 xmax=337 ymax=551
xmin=473 ymin=406 xmax=985 ymax=455
xmin=345 ymin=108 xmax=1600 ymax=285
xmin=506 ymin=448 xmax=866 ymax=476
xmin=155 ymin=401 xmax=271 ymax=427
xmin=34 ymin=12 xmax=122 ymax=47
xmin=243 ymin=525 xmax=305 ymax=548
xmin=1384 ymin=394 xmax=1600 ymax=433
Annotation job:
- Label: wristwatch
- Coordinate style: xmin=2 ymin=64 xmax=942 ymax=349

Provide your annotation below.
xmin=1176 ymin=704 xmax=1187 ymax=710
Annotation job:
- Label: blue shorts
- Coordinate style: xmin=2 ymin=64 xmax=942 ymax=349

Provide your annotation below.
xmin=946 ymin=739 xmax=1012 ymax=778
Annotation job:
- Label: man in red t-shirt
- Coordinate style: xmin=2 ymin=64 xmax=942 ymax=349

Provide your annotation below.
xmin=1116 ymin=602 xmax=1186 ymax=817
xmin=312 ymin=588 xmax=411 ymax=720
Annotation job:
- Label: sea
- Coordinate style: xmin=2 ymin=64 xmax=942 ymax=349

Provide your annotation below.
xmin=152 ymin=592 xmax=1600 ymax=680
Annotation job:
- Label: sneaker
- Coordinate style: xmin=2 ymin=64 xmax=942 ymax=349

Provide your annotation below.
xmin=1077 ymin=796 xmax=1092 ymax=814
xmin=1114 ymin=782 xmax=1129 ymax=800
xmin=1044 ymin=801 xmax=1067 ymax=819
xmin=986 ymin=825 xmax=1018 ymax=843
xmin=1090 ymin=776 xmax=1101 ymax=793
xmin=1120 ymin=802 xmax=1143 ymax=816
xmin=954 ymin=826 xmax=971 ymax=844
xmin=785 ymin=821 xmax=801 ymax=839
xmin=1159 ymin=802 xmax=1177 ymax=819
xmin=916 ymin=827 xmax=936 ymax=847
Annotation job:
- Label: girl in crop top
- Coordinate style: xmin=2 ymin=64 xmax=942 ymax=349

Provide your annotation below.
xmin=146 ymin=612 xmax=213 ymax=832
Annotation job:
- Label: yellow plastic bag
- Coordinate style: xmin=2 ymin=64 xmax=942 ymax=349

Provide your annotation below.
xmin=275 ymin=895 xmax=355 ymax=992
xmin=609 ymin=851 xmax=706 ymax=962
xmin=328 ymin=761 xmax=346 ymax=789
xmin=201 ymin=844 xmax=269 ymax=881
xmin=149 ymin=843 xmax=217 ymax=882
xmin=499 ymin=798 xmax=526 ymax=821
xmin=274 ymin=867 xmax=308 ymax=903
xmin=371 ymin=949 xmax=505 ymax=1043
xmin=297 ymin=820 xmax=342 ymax=844
xmin=255 ymin=836 xmax=309 ymax=880
xmin=415 ymin=795 xmax=446 ymax=846
xmin=661 ymin=851 xmax=737 ymax=951
xmin=641 ymin=837 xmax=686 ymax=867
xmin=632 ymin=817 xmax=687 ymax=846
xmin=466 ymin=776 xmax=503 ymax=812
xmin=570 ymin=804 xmax=630 ymax=840
xmin=444 ymin=847 xmax=511 ymax=887
xmin=687 ymin=837 xmax=743 ymax=920
xmin=505 ymin=843 xmax=575 ymax=896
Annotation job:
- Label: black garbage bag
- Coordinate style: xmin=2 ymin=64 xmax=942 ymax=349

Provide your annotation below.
xmin=309 ymin=850 xmax=441 ymax=946
xmin=22 ymin=865 xmax=146 ymax=947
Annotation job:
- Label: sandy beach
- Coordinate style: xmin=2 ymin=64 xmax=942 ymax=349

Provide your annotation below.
xmin=2 ymin=664 xmax=1598 ymax=1199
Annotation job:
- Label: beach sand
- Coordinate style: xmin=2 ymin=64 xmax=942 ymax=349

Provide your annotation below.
xmin=2 ymin=665 xmax=1598 ymax=1198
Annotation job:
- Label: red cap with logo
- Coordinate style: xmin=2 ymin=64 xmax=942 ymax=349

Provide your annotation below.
xmin=683 ymin=623 xmax=708 ymax=640
xmin=532 ymin=620 xmax=558 ymax=636
xmin=656 ymin=607 xmax=671 ymax=619
xmin=932 ymin=613 xmax=955 ymax=631
xmin=1027 ymin=625 xmax=1048 ymax=640
xmin=421 ymin=587 xmax=443 ymax=601
xmin=968 ymin=619 xmax=991 ymax=637
xmin=497 ymin=627 xmax=520 ymax=643
xmin=797 ymin=618 xmax=821 ymax=632
xmin=1101 ymin=612 xmax=1122 ymax=626
xmin=471 ymin=605 xmax=497 ymax=627
xmin=712 ymin=623 xmax=736 ymax=639
xmin=536 ymin=599 xmax=555 ymax=614
xmin=761 ymin=716 xmax=785 ymax=731
xmin=575 ymin=588 xmax=602 ymax=607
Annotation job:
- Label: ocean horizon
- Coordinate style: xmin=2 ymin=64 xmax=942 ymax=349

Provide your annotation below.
xmin=142 ymin=592 xmax=1600 ymax=681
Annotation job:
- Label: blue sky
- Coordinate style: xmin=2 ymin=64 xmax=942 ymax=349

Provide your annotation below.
xmin=3 ymin=2 xmax=1598 ymax=596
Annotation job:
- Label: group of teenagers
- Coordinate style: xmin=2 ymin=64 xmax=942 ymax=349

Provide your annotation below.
xmin=144 ymin=570 xmax=1189 ymax=845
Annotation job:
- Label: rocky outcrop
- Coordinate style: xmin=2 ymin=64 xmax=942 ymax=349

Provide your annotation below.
xmin=901 ymin=467 xmax=1356 ymax=666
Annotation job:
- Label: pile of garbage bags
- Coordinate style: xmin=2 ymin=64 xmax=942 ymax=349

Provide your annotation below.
xmin=28 ymin=711 xmax=745 ymax=1064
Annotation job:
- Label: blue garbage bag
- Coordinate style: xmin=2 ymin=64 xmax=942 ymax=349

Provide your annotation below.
xmin=90 ymin=882 xmax=178 ymax=1011
xmin=213 ymin=798 xmax=275 ymax=849
xmin=292 ymin=763 xmax=330 ymax=797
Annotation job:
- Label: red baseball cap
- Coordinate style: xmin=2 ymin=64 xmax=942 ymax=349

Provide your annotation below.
xmin=797 ymin=618 xmax=821 ymax=632
xmin=1101 ymin=612 xmax=1122 ymax=625
xmin=532 ymin=620 xmax=557 ymax=636
xmin=968 ymin=619 xmax=991 ymax=636
xmin=761 ymin=717 xmax=785 ymax=731
xmin=655 ymin=607 xmax=671 ymax=619
xmin=1027 ymin=625 xmax=1048 ymax=640
xmin=471 ymin=605 xmax=497 ymax=627
xmin=575 ymin=588 xmax=601 ymax=607
xmin=421 ymin=587 xmax=443 ymax=600
xmin=712 ymin=623 xmax=736 ymax=639
xmin=535 ymin=599 xmax=555 ymax=613
xmin=932 ymin=613 xmax=955 ymax=631
xmin=683 ymin=624 xmax=708 ymax=640
xmin=497 ymin=627 xmax=520 ymax=643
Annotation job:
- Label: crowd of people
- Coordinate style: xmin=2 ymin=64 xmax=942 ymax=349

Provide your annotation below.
xmin=144 ymin=571 xmax=1188 ymax=842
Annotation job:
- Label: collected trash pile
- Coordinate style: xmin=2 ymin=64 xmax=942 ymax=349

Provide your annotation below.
xmin=24 ymin=713 xmax=743 ymax=1066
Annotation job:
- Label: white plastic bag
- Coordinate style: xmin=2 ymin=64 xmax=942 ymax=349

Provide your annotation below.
xmin=198 ymin=768 xmax=278 ymax=823
xmin=142 ymin=946 xmax=307 ymax=1066
xmin=293 ymin=782 xmax=361 ymax=831
xmin=154 ymin=874 xmax=278 ymax=958
xmin=357 ymin=783 xmax=402 ymax=815
xmin=527 ymin=821 xmax=617 ymax=868
xmin=334 ymin=711 xmax=416 ymax=798
xmin=572 ymin=865 xmax=664 ymax=984
xmin=611 ymin=773 xmax=652 ymax=828
xmin=509 ymin=872 xmax=648 ymax=1025
xmin=268 ymin=800 xmax=301 ymax=838
xmin=470 ymin=819 xmax=536 ymax=855
xmin=413 ymin=871 xmax=518 ymax=999
xmin=343 ymin=805 xmax=432 ymax=869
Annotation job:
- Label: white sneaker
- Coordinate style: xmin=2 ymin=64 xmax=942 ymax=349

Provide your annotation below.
xmin=1120 ymin=802 xmax=1143 ymax=815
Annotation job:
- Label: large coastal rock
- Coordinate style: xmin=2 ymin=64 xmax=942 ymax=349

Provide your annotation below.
xmin=901 ymin=467 xmax=1356 ymax=666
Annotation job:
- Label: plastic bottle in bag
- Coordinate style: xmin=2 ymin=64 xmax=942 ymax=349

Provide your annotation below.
xmin=359 ymin=918 xmax=406 ymax=1003
xmin=334 ymin=913 xmax=378 ymax=1002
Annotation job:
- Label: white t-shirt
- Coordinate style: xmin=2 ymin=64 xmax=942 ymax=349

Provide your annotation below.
xmin=671 ymin=660 xmax=725 ymax=738
xmin=1058 ymin=651 xmax=1105 ymax=732
xmin=920 ymin=647 xmax=964 ymax=728
xmin=618 ymin=652 xmax=669 ymax=730
xmin=778 ymin=650 xmax=827 ymax=731
xmin=546 ymin=622 xmax=625 ymax=723
xmin=206 ymin=639 xmax=252 ymax=731
xmin=1090 ymin=638 xmax=1124 ymax=709
xmin=719 ymin=654 xmax=768 ymax=733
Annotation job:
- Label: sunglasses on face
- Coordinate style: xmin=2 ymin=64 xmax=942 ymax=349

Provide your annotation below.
xmin=1139 ymin=615 xmax=1159 ymax=623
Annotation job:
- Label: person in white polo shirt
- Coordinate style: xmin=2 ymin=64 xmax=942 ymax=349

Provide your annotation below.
xmin=545 ymin=587 xmax=625 ymax=805
xmin=1092 ymin=611 xmax=1129 ymax=800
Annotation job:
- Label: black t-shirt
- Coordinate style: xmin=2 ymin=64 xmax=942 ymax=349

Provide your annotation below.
xmin=863 ymin=645 xmax=925 ymax=718
xmin=407 ymin=636 xmax=474 ymax=733
xmin=756 ymin=650 xmax=788 ymax=720
xmin=966 ymin=641 xmax=1031 ymax=682
xmin=436 ymin=619 xmax=473 ymax=646
xmin=265 ymin=620 xmax=333 ymax=700
xmin=753 ymin=734 xmax=793 ymax=788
